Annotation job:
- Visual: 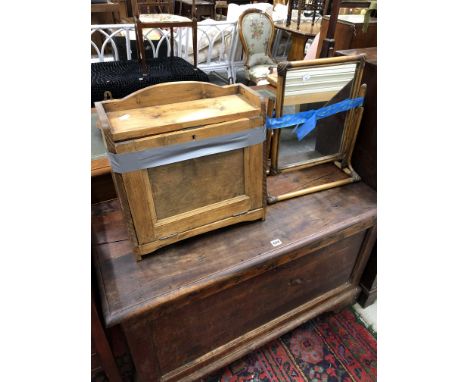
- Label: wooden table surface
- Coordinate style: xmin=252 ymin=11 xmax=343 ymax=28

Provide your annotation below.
xmin=274 ymin=20 xmax=322 ymax=37
xmin=274 ymin=20 xmax=321 ymax=61
xmin=92 ymin=179 xmax=376 ymax=327
xmin=91 ymin=109 xmax=111 ymax=177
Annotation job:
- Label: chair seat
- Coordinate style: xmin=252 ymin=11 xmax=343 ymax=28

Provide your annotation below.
xmin=91 ymin=57 xmax=209 ymax=106
xmin=246 ymin=64 xmax=274 ymax=83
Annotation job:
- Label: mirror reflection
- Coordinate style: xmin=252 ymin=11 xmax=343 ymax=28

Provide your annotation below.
xmin=277 ymin=63 xmax=356 ymax=169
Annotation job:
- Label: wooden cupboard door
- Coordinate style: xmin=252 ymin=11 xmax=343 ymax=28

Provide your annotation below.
xmin=149 ymin=149 xmax=246 ymax=220
xmin=122 ymin=143 xmax=264 ymax=246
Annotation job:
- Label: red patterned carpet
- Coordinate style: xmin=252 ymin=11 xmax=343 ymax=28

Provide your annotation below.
xmin=92 ymin=308 xmax=376 ymax=382
xmin=203 ymin=308 xmax=377 ymax=382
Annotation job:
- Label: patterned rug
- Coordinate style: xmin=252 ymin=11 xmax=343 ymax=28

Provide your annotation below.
xmin=203 ymin=308 xmax=377 ymax=382
xmin=92 ymin=308 xmax=376 ymax=382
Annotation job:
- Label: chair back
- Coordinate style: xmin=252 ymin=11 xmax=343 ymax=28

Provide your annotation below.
xmin=238 ymin=9 xmax=275 ymax=68
xmin=131 ymin=0 xmax=176 ymax=16
xmin=134 ymin=13 xmax=198 ymax=73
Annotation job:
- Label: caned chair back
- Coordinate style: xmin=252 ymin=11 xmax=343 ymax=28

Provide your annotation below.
xmin=238 ymin=9 xmax=275 ymax=69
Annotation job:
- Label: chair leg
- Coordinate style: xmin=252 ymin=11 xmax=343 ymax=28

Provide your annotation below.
xmin=170 ymin=27 xmax=175 ymax=59
xmin=192 ymin=20 xmax=198 ymax=68
xmin=92 ymin=299 xmax=122 ymax=382
xmin=135 ymin=21 xmax=148 ymax=75
xmin=231 ymin=67 xmax=237 ymax=83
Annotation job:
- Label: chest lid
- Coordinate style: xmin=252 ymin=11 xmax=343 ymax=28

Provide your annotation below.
xmin=95 ymin=82 xmax=264 ymax=142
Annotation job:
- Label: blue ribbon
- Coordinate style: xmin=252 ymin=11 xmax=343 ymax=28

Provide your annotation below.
xmin=266 ymin=97 xmax=364 ymax=141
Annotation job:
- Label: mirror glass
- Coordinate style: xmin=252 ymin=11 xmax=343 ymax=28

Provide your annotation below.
xmin=277 ymin=63 xmax=356 ymax=170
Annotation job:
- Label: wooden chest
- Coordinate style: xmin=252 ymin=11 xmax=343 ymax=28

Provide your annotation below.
xmin=95 ymin=82 xmax=267 ymax=260
xmin=92 ymin=178 xmax=377 ymax=382
xmin=317 ymin=14 xmax=377 ymax=55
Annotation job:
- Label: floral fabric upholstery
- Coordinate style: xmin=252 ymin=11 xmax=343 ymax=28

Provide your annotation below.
xmin=240 ymin=12 xmax=275 ymax=68
xmin=246 ymin=64 xmax=272 ymax=82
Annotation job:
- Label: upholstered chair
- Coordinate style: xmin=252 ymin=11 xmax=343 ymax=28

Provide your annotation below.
xmin=238 ymin=9 xmax=276 ymax=85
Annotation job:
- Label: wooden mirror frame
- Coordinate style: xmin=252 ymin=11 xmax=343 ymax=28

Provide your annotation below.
xmin=267 ymin=54 xmax=367 ymax=204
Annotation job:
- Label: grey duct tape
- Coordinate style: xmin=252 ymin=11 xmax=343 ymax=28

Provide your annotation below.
xmin=108 ymin=126 xmax=266 ymax=174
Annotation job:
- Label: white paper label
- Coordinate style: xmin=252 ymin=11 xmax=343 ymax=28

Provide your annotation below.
xmin=118 ymin=114 xmax=130 ymax=121
xmin=270 ymin=239 xmax=282 ymax=247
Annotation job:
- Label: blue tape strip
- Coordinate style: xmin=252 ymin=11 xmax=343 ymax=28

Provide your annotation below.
xmin=266 ymin=97 xmax=364 ymax=141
